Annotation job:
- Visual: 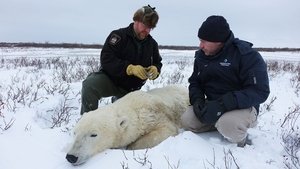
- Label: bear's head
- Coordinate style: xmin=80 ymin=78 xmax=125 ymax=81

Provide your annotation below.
xmin=65 ymin=109 xmax=129 ymax=165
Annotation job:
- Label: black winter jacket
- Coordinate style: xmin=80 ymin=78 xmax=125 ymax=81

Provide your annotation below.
xmin=100 ymin=23 xmax=162 ymax=91
xmin=189 ymin=33 xmax=270 ymax=112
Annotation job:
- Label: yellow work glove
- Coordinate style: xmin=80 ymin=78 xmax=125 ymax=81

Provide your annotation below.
xmin=126 ymin=64 xmax=148 ymax=80
xmin=146 ymin=66 xmax=159 ymax=80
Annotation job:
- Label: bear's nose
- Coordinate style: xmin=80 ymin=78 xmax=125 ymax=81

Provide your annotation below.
xmin=66 ymin=154 xmax=78 ymax=163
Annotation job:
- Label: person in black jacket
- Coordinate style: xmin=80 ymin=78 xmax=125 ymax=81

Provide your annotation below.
xmin=80 ymin=5 xmax=162 ymax=115
xmin=181 ymin=15 xmax=270 ymax=147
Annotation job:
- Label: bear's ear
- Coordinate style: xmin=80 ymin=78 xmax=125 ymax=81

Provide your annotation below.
xmin=118 ymin=117 xmax=128 ymax=130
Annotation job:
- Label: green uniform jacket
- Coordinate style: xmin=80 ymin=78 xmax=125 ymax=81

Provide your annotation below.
xmin=100 ymin=23 xmax=162 ymax=91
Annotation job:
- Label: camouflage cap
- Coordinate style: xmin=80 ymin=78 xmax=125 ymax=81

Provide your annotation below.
xmin=133 ymin=5 xmax=159 ymax=28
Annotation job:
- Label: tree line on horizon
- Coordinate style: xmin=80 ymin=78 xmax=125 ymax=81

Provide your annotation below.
xmin=0 ymin=42 xmax=300 ymax=52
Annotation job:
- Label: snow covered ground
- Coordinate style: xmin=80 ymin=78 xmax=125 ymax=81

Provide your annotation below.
xmin=0 ymin=47 xmax=299 ymax=169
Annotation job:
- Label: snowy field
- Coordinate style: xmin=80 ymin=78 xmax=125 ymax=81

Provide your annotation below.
xmin=0 ymin=47 xmax=300 ymax=169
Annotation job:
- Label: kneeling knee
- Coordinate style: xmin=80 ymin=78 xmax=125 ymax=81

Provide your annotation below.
xmin=215 ymin=116 xmax=247 ymax=143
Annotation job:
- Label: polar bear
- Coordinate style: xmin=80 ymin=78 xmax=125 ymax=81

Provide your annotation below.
xmin=66 ymin=85 xmax=189 ymax=165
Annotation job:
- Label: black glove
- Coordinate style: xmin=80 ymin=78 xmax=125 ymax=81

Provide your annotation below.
xmin=199 ymin=92 xmax=237 ymax=124
xmin=199 ymin=100 xmax=225 ymax=124
xmin=220 ymin=92 xmax=237 ymax=111
xmin=192 ymin=99 xmax=205 ymax=120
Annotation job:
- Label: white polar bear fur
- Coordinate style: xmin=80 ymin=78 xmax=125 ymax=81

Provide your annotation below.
xmin=66 ymin=85 xmax=189 ymax=165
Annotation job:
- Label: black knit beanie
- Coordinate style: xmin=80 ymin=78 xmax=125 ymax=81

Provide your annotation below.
xmin=198 ymin=15 xmax=231 ymax=42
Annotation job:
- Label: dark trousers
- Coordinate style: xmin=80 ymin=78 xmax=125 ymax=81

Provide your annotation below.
xmin=80 ymin=71 xmax=128 ymax=115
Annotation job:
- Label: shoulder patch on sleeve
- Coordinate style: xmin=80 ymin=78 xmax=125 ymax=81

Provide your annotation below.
xmin=109 ymin=34 xmax=121 ymax=45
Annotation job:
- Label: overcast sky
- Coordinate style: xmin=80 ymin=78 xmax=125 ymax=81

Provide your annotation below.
xmin=1 ymin=0 xmax=300 ymax=47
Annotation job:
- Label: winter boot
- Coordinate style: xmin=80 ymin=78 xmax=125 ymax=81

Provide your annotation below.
xmin=237 ymin=135 xmax=252 ymax=147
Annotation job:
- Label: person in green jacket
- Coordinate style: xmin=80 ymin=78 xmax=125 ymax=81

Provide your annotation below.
xmin=80 ymin=5 xmax=162 ymax=115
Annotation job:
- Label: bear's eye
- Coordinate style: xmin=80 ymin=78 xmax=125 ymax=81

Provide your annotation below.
xmin=90 ymin=134 xmax=97 ymax=137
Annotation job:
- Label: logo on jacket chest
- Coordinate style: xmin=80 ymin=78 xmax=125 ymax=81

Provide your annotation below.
xmin=219 ymin=59 xmax=231 ymax=67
